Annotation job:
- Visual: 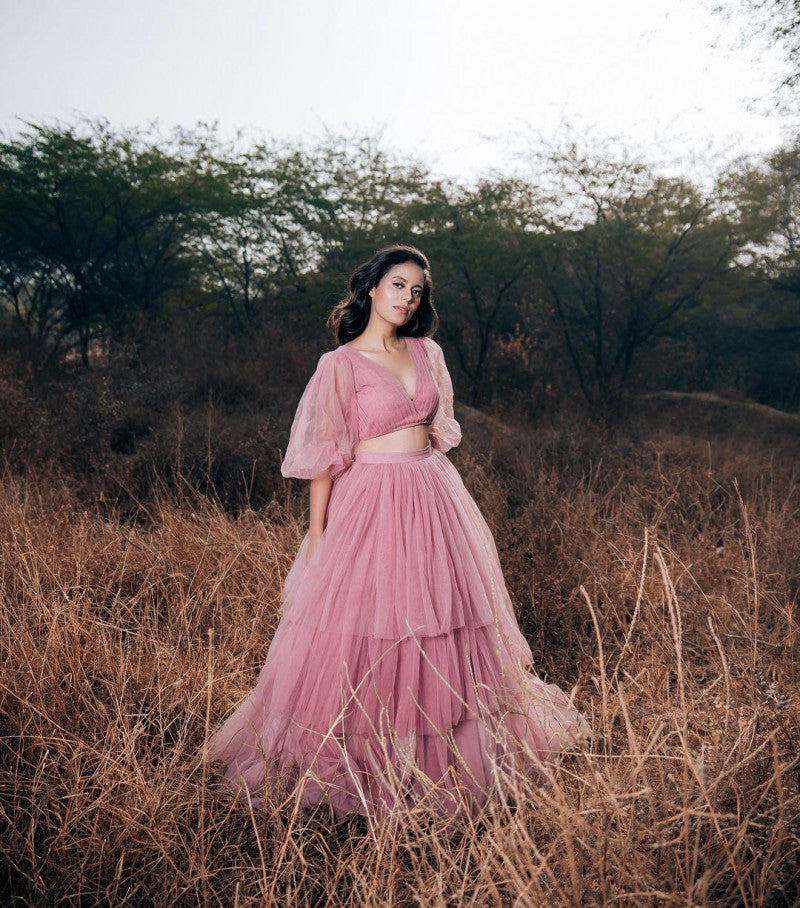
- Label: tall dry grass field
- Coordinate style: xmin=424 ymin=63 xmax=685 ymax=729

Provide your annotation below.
xmin=1 ymin=418 xmax=798 ymax=905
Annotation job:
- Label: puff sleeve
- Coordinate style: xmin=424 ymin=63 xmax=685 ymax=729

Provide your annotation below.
xmin=280 ymin=350 xmax=358 ymax=481
xmin=423 ymin=337 xmax=462 ymax=453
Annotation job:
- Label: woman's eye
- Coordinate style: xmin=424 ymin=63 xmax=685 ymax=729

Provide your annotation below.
xmin=393 ymin=282 xmax=403 ymax=288
xmin=413 ymin=289 xmax=422 ymax=298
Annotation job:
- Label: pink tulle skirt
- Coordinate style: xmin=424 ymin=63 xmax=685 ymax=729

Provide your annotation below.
xmin=206 ymin=442 xmax=590 ymax=827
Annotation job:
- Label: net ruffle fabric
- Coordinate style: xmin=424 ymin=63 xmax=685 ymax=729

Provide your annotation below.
xmin=420 ymin=337 xmax=461 ymax=454
xmin=208 ymin=445 xmax=590 ymax=825
xmin=280 ymin=350 xmax=359 ymax=483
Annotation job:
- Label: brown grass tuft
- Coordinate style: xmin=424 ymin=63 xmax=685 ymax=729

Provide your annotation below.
xmin=1 ymin=420 xmax=799 ymax=905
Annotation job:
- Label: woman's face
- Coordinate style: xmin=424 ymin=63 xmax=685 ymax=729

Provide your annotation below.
xmin=368 ymin=261 xmax=425 ymax=326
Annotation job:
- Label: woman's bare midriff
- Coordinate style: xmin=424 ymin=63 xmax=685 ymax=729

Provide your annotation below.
xmin=355 ymin=425 xmax=430 ymax=454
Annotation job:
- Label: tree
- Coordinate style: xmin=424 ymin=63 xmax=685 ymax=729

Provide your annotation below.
xmin=706 ymin=138 xmax=800 ymax=406
xmin=0 ymin=119 xmax=207 ymax=367
xmin=0 ymin=247 xmax=68 ymax=369
xmin=525 ymin=132 xmax=746 ymax=414
xmin=710 ymin=0 xmax=800 ymax=117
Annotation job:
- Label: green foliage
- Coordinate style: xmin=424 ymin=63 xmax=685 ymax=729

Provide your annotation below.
xmin=0 ymin=119 xmax=207 ymax=366
xmin=0 ymin=116 xmax=798 ymax=416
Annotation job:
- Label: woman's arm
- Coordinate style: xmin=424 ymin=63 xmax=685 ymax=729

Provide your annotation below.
xmin=281 ymin=350 xmax=358 ymax=482
xmin=305 ymin=468 xmax=333 ymax=563
xmin=279 ymin=349 xmax=356 ymax=564
xmin=422 ymin=338 xmax=461 ymax=453
xmin=309 ymin=468 xmax=333 ymax=539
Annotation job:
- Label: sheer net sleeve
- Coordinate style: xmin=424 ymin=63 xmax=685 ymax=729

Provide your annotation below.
xmin=422 ymin=337 xmax=462 ymax=453
xmin=280 ymin=350 xmax=358 ymax=481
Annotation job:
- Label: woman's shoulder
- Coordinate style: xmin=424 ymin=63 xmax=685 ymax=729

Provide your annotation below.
xmin=300 ymin=348 xmax=352 ymax=387
xmin=315 ymin=346 xmax=356 ymax=383
xmin=317 ymin=345 xmax=349 ymax=365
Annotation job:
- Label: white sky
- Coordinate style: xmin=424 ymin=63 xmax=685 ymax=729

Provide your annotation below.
xmin=1 ymin=0 xmax=793 ymax=182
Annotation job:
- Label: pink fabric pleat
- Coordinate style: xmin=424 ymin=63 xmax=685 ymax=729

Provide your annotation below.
xmin=207 ymin=443 xmax=591 ymax=827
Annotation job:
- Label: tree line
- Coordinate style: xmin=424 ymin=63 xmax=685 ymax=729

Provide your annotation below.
xmin=1 ymin=117 xmax=799 ymax=414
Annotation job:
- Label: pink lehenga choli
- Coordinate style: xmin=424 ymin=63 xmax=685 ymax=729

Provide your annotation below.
xmin=206 ymin=334 xmax=590 ymax=826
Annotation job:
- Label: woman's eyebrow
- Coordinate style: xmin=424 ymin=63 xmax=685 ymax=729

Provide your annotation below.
xmin=391 ymin=273 xmax=423 ymax=288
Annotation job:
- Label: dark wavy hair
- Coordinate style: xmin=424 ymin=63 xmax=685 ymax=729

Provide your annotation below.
xmin=327 ymin=244 xmax=439 ymax=344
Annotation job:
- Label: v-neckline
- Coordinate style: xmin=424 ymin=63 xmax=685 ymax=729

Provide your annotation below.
xmin=341 ymin=336 xmax=421 ymax=402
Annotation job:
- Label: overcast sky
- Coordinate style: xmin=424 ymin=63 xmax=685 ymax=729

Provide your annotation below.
xmin=1 ymin=0 xmax=792 ymax=181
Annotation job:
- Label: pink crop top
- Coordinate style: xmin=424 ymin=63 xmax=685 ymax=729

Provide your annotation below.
xmin=281 ymin=335 xmax=461 ymax=481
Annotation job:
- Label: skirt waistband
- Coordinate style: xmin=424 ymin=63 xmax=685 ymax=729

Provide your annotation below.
xmin=354 ymin=441 xmax=434 ymax=464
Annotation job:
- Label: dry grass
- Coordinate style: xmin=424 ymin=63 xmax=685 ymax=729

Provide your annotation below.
xmin=1 ymin=420 xmax=799 ymax=906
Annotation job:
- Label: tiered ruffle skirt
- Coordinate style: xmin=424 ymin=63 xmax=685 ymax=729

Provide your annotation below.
xmin=207 ymin=442 xmax=590 ymax=826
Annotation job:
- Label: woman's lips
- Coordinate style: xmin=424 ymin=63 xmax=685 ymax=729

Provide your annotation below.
xmin=393 ymin=306 xmax=408 ymax=314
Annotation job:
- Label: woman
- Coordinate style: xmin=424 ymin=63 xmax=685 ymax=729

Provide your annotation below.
xmin=206 ymin=244 xmax=590 ymax=828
